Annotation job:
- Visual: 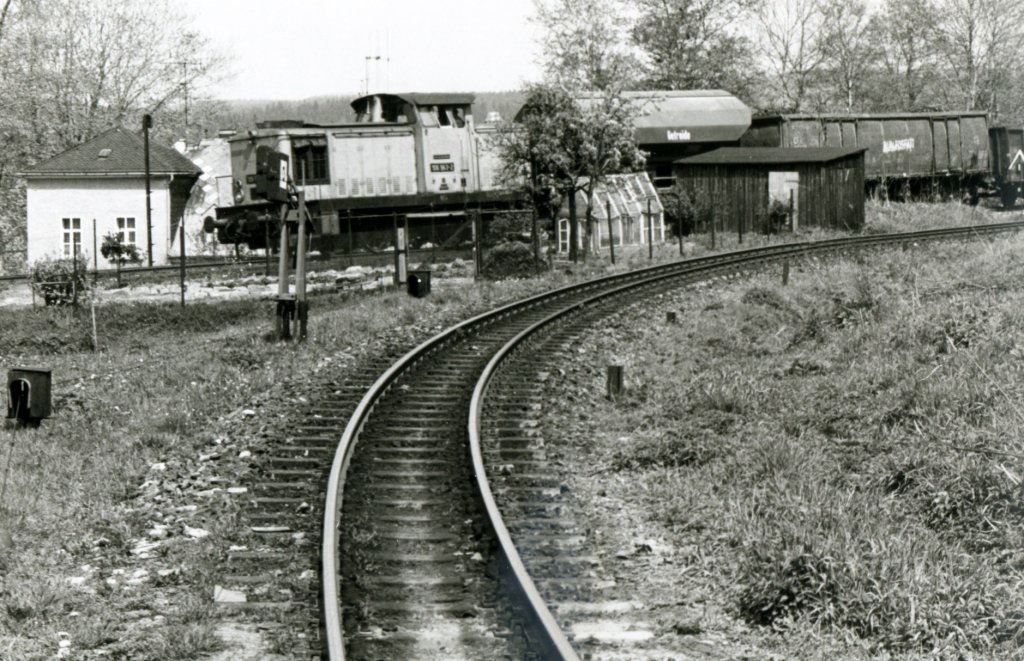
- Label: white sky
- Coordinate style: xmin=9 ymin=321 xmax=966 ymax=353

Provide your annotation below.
xmin=181 ymin=0 xmax=543 ymax=100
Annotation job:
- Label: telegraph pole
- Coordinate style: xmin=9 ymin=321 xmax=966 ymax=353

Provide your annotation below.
xmin=143 ymin=113 xmax=153 ymax=267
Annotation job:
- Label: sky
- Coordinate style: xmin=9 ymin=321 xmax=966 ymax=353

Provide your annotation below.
xmin=181 ymin=0 xmax=543 ymax=100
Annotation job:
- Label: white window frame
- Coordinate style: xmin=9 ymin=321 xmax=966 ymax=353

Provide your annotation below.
xmin=62 ymin=217 xmax=82 ymax=257
xmin=116 ymin=216 xmax=137 ymax=247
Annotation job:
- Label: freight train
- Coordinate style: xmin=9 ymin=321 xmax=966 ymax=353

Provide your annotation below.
xmin=206 ymin=92 xmax=1024 ymax=249
xmin=740 ymin=113 xmax=1024 ymax=206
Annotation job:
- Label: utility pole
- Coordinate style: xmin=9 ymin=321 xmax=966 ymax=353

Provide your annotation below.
xmin=143 ymin=113 xmax=153 ymax=267
xmin=175 ymin=60 xmax=199 ymax=137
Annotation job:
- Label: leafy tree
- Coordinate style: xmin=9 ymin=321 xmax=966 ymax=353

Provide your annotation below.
xmin=496 ymin=84 xmax=644 ymax=263
xmin=630 ymin=0 xmax=758 ymax=98
xmin=532 ymin=0 xmax=640 ymax=90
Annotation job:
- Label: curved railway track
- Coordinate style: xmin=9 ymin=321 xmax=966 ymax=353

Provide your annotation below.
xmin=316 ymin=220 xmax=1024 ymax=660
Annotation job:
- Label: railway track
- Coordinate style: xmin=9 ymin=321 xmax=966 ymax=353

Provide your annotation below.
xmin=293 ymin=221 xmax=1023 ymax=659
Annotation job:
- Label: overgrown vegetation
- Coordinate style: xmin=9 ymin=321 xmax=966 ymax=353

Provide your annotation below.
xmin=564 ymin=232 xmax=1024 ymax=656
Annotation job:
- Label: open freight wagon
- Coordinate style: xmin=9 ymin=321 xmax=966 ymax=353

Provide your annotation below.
xmin=740 ymin=112 xmax=990 ymax=201
xmin=990 ymin=126 xmax=1024 ymax=207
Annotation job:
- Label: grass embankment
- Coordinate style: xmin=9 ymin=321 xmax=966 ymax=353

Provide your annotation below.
xmin=0 ymin=277 xmax=576 ymax=660
xmin=562 ymin=231 xmax=1024 ymax=657
xmin=0 ymin=199 xmax=1016 ymax=658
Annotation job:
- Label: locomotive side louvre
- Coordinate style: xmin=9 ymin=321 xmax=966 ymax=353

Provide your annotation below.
xmin=330 ymin=128 xmax=418 ymax=198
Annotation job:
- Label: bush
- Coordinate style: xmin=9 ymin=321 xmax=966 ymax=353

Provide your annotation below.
xmin=31 ymin=256 xmax=89 ymax=306
xmin=480 ymin=241 xmax=547 ymax=280
xmin=486 ymin=213 xmax=532 ymax=247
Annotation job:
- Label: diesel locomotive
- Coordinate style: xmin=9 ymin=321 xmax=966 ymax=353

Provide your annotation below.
xmin=206 ymin=92 xmax=513 ymax=249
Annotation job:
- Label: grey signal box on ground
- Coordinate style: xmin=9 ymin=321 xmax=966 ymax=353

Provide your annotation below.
xmin=7 ymin=367 xmax=52 ymax=424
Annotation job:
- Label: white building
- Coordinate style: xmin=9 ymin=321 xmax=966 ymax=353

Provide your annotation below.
xmin=21 ymin=127 xmax=201 ymax=267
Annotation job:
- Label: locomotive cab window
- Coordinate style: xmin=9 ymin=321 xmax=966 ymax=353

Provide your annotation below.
xmin=292 ymin=137 xmax=329 ymax=184
xmin=418 ymin=107 xmax=440 ymax=128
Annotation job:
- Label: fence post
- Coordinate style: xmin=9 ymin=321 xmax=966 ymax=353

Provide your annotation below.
xmin=472 ymin=209 xmax=484 ymax=279
xmin=92 ymin=219 xmax=98 ymax=285
xmin=347 ymin=210 xmax=354 ymax=266
xmin=606 ymin=199 xmax=615 ymax=265
xmin=789 ymin=189 xmax=795 ymax=232
xmin=179 ymin=217 xmax=186 ymax=308
xmin=606 ymin=365 xmax=624 ymax=400
xmin=647 ymin=198 xmax=653 ymax=260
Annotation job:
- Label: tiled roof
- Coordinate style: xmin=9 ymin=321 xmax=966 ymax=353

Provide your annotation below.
xmin=21 ymin=127 xmax=201 ymax=178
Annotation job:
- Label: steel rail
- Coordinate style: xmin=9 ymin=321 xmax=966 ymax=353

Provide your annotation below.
xmin=322 ymin=219 xmax=1024 ymax=659
xmin=463 ymin=218 xmax=1024 ymax=658
xmin=465 ymin=247 xmax=803 ymax=660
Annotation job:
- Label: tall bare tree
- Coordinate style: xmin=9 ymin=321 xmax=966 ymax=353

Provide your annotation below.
xmin=817 ymin=0 xmax=877 ymax=111
xmin=753 ymin=0 xmax=824 ymax=111
xmin=867 ymin=0 xmax=939 ymax=111
xmin=0 ymin=0 xmax=226 ymax=272
xmin=932 ymin=0 xmax=1024 ymax=117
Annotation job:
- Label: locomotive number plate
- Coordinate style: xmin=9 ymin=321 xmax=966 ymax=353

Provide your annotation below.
xmin=430 ymin=162 xmax=455 ymax=172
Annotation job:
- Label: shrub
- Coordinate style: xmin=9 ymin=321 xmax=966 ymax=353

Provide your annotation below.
xmin=100 ymin=233 xmax=142 ymax=268
xmin=30 ymin=256 xmax=89 ymax=306
xmin=662 ymin=183 xmax=714 ymax=236
xmin=480 ymin=241 xmax=547 ymax=280
xmin=486 ymin=213 xmax=532 ymax=246
xmin=763 ymin=199 xmax=791 ymax=234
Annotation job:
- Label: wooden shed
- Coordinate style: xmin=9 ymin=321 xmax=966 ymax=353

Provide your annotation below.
xmin=672 ymin=147 xmax=866 ymax=234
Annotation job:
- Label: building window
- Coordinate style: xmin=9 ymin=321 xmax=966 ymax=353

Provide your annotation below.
xmin=292 ymin=142 xmax=329 ymax=184
xmin=62 ymin=217 xmax=81 ymax=256
xmin=117 ymin=217 xmax=137 ymax=246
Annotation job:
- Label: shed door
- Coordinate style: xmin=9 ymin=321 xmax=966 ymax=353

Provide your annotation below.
xmin=769 ymin=171 xmax=800 ymax=231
